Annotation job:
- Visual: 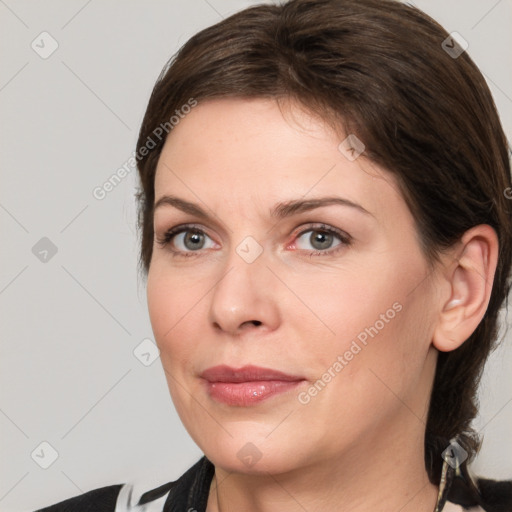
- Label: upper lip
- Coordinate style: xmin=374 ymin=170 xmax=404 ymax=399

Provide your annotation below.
xmin=200 ymin=365 xmax=305 ymax=383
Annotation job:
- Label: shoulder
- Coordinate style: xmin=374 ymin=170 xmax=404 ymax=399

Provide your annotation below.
xmin=442 ymin=502 xmax=484 ymax=512
xmin=476 ymin=477 xmax=512 ymax=512
xmin=448 ymin=474 xmax=512 ymax=512
xmin=33 ymin=479 xmax=178 ymax=512
xmin=34 ymin=484 xmax=124 ymax=511
xmin=33 ymin=457 xmax=210 ymax=512
xmin=33 ymin=480 xmax=176 ymax=512
xmin=34 ymin=481 xmax=181 ymax=512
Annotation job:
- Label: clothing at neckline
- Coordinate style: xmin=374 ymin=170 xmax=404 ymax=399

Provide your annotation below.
xmin=114 ymin=455 xmax=485 ymax=512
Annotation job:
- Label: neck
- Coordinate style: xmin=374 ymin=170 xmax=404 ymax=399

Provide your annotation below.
xmin=206 ymin=422 xmax=438 ymax=512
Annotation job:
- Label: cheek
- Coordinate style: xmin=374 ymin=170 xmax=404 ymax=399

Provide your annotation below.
xmin=292 ymin=253 xmax=431 ymax=388
xmin=286 ymin=262 xmax=403 ymax=352
xmin=328 ymin=285 xmax=435 ymax=424
xmin=146 ymin=268 xmax=205 ymax=422
xmin=146 ymin=266 xmax=201 ymax=366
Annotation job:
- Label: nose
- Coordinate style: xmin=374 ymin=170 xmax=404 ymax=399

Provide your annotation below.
xmin=208 ymin=246 xmax=280 ymax=336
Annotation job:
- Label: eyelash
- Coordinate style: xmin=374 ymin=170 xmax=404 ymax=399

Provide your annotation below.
xmin=155 ymin=223 xmax=352 ymax=259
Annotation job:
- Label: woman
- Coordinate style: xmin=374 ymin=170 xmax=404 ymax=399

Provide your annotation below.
xmin=35 ymin=0 xmax=512 ymax=510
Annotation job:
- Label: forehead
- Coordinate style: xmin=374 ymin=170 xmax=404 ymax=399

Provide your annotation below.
xmin=153 ymin=97 xmax=405 ymax=223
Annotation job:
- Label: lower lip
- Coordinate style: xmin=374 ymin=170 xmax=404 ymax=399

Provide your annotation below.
xmin=205 ymin=380 xmax=304 ymax=406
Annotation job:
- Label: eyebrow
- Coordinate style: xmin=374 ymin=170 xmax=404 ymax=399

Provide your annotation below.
xmin=153 ymin=195 xmax=372 ymax=219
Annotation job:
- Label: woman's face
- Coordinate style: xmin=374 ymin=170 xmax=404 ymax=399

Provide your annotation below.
xmin=147 ymin=97 xmax=441 ymax=475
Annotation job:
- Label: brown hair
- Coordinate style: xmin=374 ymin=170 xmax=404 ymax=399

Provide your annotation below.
xmin=134 ymin=0 xmax=512 ymax=485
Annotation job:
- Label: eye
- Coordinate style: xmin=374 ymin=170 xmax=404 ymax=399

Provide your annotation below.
xmin=156 ymin=222 xmax=352 ymax=259
xmin=293 ymin=224 xmax=351 ymax=256
xmin=156 ymin=224 xmax=216 ymax=257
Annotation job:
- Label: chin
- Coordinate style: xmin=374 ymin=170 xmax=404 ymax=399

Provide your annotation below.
xmin=198 ymin=430 xmax=308 ymax=476
xmin=206 ymin=450 xmax=297 ymax=476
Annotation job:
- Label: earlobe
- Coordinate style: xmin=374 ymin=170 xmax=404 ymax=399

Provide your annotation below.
xmin=432 ymin=225 xmax=498 ymax=353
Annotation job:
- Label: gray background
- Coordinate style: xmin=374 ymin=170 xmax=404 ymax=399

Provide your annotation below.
xmin=1 ymin=1 xmax=511 ymax=510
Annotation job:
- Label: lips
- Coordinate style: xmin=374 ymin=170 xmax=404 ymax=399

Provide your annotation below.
xmin=201 ymin=364 xmax=304 ymax=383
xmin=200 ymin=365 xmax=306 ymax=406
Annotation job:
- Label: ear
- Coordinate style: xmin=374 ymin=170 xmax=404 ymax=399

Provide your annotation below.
xmin=432 ymin=225 xmax=499 ymax=352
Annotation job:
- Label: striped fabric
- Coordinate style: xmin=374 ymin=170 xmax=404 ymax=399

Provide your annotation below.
xmin=36 ymin=452 xmax=504 ymax=511
xmin=112 ymin=455 xmax=484 ymax=512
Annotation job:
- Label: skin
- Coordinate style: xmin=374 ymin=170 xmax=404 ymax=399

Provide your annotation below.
xmin=146 ymin=97 xmax=498 ymax=512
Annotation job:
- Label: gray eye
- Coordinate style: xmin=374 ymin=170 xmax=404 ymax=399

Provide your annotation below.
xmin=175 ymin=230 xmax=214 ymax=251
xmin=296 ymin=230 xmax=342 ymax=251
